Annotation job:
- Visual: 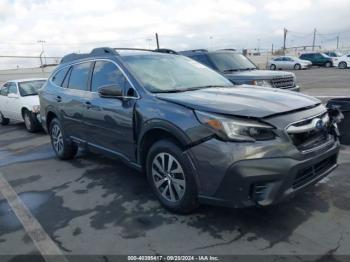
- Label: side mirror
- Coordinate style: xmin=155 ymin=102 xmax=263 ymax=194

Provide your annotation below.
xmin=8 ymin=93 xmax=19 ymax=98
xmin=98 ymin=85 xmax=123 ymax=98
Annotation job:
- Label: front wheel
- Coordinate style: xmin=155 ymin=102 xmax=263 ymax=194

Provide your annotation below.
xmin=270 ymin=64 xmax=276 ymax=70
xmin=146 ymin=140 xmax=199 ymax=213
xmin=294 ymin=63 xmax=301 ymax=70
xmin=338 ymin=62 xmax=347 ymax=69
xmin=0 ymin=112 xmax=9 ymax=126
xmin=325 ymin=61 xmax=332 ymax=68
xmin=23 ymin=110 xmax=41 ymax=133
xmin=49 ymin=118 xmax=78 ymax=160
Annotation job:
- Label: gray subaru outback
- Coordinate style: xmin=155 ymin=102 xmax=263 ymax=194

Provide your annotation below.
xmin=39 ymin=47 xmax=341 ymax=213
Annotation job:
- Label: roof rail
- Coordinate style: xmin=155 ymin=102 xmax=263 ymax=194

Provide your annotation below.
xmin=60 ymin=47 xmax=118 ymax=64
xmin=217 ymin=48 xmax=237 ymax=51
xmin=114 ymin=48 xmax=154 ymax=52
xmin=179 ymin=49 xmax=208 ymax=54
xmin=154 ymin=48 xmax=178 ymax=54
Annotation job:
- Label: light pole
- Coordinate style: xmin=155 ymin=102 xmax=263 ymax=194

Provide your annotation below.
xmin=257 ymin=38 xmax=261 ymax=53
xmin=37 ymin=40 xmax=46 ymax=66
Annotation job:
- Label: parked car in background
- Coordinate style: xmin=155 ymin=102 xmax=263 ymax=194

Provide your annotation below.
xmin=179 ymin=49 xmax=300 ymax=91
xmin=332 ymin=54 xmax=350 ymax=69
xmin=40 ymin=47 xmax=341 ymax=213
xmin=268 ymin=56 xmax=312 ymax=70
xmin=323 ymin=51 xmax=342 ymax=58
xmin=299 ymin=53 xmax=333 ymax=67
xmin=0 ymin=78 xmax=46 ymax=132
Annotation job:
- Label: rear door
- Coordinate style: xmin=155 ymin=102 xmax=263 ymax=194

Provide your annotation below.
xmin=58 ymin=61 xmax=93 ymax=140
xmin=83 ymin=60 xmax=138 ymax=161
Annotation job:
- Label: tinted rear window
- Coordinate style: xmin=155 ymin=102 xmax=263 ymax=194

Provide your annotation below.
xmin=52 ymin=67 xmax=70 ymax=87
xmin=68 ymin=62 xmax=91 ymax=91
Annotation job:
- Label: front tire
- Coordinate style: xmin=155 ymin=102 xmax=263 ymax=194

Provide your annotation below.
xmin=325 ymin=61 xmax=332 ymax=68
xmin=49 ymin=118 xmax=78 ymax=160
xmin=294 ymin=63 xmax=301 ymax=70
xmin=338 ymin=62 xmax=347 ymax=69
xmin=146 ymin=140 xmax=199 ymax=213
xmin=270 ymin=64 xmax=276 ymax=70
xmin=23 ymin=110 xmax=41 ymax=133
xmin=0 ymin=112 xmax=9 ymax=126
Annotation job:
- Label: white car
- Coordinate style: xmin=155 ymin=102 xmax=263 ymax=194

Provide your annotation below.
xmin=268 ymin=56 xmax=312 ymax=70
xmin=0 ymin=78 xmax=47 ymax=132
xmin=332 ymin=54 xmax=350 ymax=69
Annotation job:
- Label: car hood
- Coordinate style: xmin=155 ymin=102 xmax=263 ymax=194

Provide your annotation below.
xmin=224 ymin=69 xmax=294 ymax=80
xmin=156 ymin=86 xmax=320 ymax=118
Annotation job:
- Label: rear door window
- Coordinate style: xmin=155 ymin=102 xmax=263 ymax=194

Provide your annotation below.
xmin=68 ymin=62 xmax=92 ymax=91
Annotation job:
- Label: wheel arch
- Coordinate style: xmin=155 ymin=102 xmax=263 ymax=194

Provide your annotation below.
xmin=137 ymin=120 xmax=191 ymax=170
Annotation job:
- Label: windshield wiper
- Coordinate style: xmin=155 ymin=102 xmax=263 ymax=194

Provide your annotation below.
xmin=154 ymin=85 xmax=229 ymax=94
xmin=223 ymin=69 xmax=241 ymax=73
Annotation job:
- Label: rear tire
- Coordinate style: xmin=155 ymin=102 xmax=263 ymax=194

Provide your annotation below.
xmin=0 ymin=112 xmax=9 ymax=126
xmin=325 ymin=61 xmax=332 ymax=68
xmin=294 ymin=63 xmax=301 ymax=70
xmin=49 ymin=118 xmax=78 ymax=160
xmin=23 ymin=110 xmax=41 ymax=133
xmin=270 ymin=64 xmax=276 ymax=70
xmin=338 ymin=62 xmax=347 ymax=69
xmin=146 ymin=139 xmax=199 ymax=214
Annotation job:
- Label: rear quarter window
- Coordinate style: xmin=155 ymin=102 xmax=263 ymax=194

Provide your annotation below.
xmin=51 ymin=67 xmax=70 ymax=87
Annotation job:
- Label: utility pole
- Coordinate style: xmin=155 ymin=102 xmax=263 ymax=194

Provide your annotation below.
xmin=272 ymin=43 xmax=274 ymax=55
xmin=155 ymin=33 xmax=160 ymax=50
xmin=283 ymin=28 xmax=287 ymax=55
xmin=37 ymin=39 xmax=46 ymax=68
xmin=312 ymin=28 xmax=316 ymax=51
xmin=336 ymin=36 xmax=339 ymax=50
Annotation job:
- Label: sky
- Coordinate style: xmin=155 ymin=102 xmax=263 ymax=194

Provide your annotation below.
xmin=0 ymin=0 xmax=350 ymax=68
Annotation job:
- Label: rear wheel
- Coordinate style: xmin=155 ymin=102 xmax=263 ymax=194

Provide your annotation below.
xmin=270 ymin=64 xmax=276 ymax=70
xmin=294 ymin=63 xmax=301 ymax=70
xmin=23 ymin=110 xmax=41 ymax=133
xmin=338 ymin=62 xmax=347 ymax=69
xmin=49 ymin=118 xmax=78 ymax=160
xmin=146 ymin=140 xmax=199 ymax=213
xmin=0 ymin=112 xmax=9 ymax=126
xmin=325 ymin=61 xmax=332 ymax=68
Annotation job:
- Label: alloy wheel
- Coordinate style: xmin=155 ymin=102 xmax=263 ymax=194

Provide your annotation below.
xmin=51 ymin=124 xmax=64 ymax=153
xmin=152 ymin=152 xmax=186 ymax=202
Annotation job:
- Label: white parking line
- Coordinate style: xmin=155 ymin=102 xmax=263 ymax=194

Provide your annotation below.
xmin=0 ymin=172 xmax=68 ymax=262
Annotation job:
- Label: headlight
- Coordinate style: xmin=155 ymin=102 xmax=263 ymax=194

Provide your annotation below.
xmin=251 ymin=80 xmax=273 ymax=87
xmin=32 ymin=105 xmax=40 ymax=113
xmin=195 ymin=111 xmax=276 ymax=142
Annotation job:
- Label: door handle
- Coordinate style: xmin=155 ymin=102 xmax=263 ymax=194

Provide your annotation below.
xmin=85 ymin=101 xmax=92 ymax=109
xmin=56 ymin=96 xmax=62 ymax=102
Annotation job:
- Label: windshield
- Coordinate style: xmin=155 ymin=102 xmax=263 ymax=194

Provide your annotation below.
xmin=123 ymin=55 xmax=232 ymax=93
xmin=209 ymin=52 xmax=257 ymax=72
xmin=18 ymin=80 xmax=46 ymax=96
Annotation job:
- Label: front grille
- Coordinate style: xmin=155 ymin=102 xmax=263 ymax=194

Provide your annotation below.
xmin=293 ymin=154 xmax=337 ymax=189
xmin=271 ymin=76 xmax=295 ymax=89
xmin=287 ymin=112 xmax=332 ymax=152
